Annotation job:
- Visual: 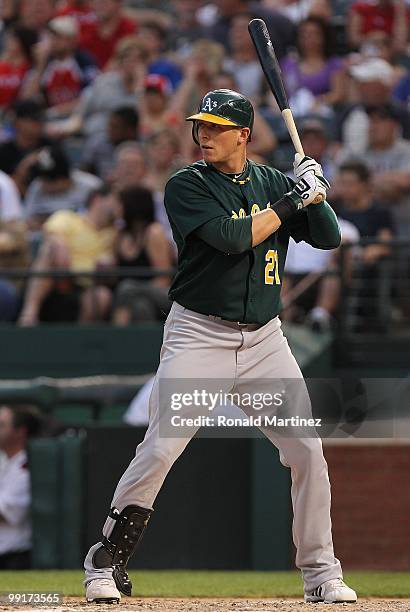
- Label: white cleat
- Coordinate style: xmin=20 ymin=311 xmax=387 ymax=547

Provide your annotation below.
xmin=86 ymin=578 xmax=121 ymax=604
xmin=305 ymin=578 xmax=357 ymax=604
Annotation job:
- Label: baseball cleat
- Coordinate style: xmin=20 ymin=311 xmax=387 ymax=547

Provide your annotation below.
xmin=304 ymin=578 xmax=357 ymax=603
xmin=86 ymin=578 xmax=121 ymax=604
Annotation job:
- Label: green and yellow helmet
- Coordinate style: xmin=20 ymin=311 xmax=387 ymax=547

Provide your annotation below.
xmin=186 ymin=89 xmax=254 ymax=144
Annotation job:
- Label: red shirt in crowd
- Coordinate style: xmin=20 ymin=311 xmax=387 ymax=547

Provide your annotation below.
xmin=42 ymin=59 xmax=84 ymax=106
xmin=0 ymin=61 xmax=29 ymax=108
xmin=350 ymin=0 xmax=410 ymax=36
xmin=79 ymin=16 xmax=137 ymax=68
xmin=40 ymin=54 xmax=97 ymax=107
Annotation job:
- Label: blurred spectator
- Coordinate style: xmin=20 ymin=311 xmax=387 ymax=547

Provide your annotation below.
xmin=124 ymin=0 xmax=173 ymax=11
xmin=143 ymin=130 xmax=183 ymax=240
xmin=19 ymin=186 xmax=119 ymax=325
xmin=24 ymin=144 xmax=102 ymax=229
xmin=55 ymin=0 xmax=98 ymax=29
xmin=0 ymin=277 xmax=20 ymax=322
xmin=167 ymin=0 xmax=208 ymax=58
xmin=108 ymin=141 xmax=172 ymax=237
xmin=173 ymin=39 xmax=225 ymax=113
xmin=0 ymin=25 xmax=38 ymax=112
xmin=58 ymin=35 xmax=147 ymax=138
xmin=113 ymin=186 xmax=172 ymax=324
xmin=138 ymin=22 xmax=182 ymax=90
xmin=393 ymin=71 xmax=410 ymax=111
xmin=0 ymin=170 xmax=29 ymax=322
xmin=268 ymin=0 xmax=331 ymax=24
xmin=108 ymin=141 xmax=146 ymax=191
xmin=0 ymin=0 xmax=20 ymax=29
xmin=356 ymin=30 xmax=406 ymax=83
xmin=333 ymin=160 xmax=396 ymax=331
xmin=283 ymin=217 xmax=360 ymax=331
xmin=0 ymin=169 xmax=23 ymax=222
xmin=200 ymin=0 xmax=295 ymax=61
xmin=138 ymin=74 xmax=181 ymax=140
xmin=21 ymin=16 xmax=98 ymax=120
xmin=280 ymin=17 xmax=347 ymax=116
xmin=79 ymin=0 xmax=137 ymax=68
xmin=19 ymin=0 xmax=54 ymax=35
xmin=0 ymin=404 xmax=43 ymax=569
xmin=0 ymin=100 xmax=50 ymax=195
xmin=82 ymin=106 xmax=139 ymax=179
xmin=223 ymin=12 xmax=263 ymax=99
xmin=347 ymin=0 xmax=409 ymax=54
xmin=363 ymin=106 xmax=410 ymax=237
xmin=299 ymin=116 xmax=337 ymax=181
xmin=144 ymin=129 xmax=184 ymax=192
xmin=334 ymin=161 xmax=394 ymax=261
xmin=341 ymin=58 xmax=410 ymax=155
xmin=338 ymin=105 xmax=410 ymax=237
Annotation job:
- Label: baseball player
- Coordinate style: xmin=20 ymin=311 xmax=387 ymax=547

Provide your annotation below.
xmin=84 ymin=89 xmax=357 ymax=605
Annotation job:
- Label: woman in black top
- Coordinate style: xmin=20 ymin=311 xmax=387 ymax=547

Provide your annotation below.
xmin=113 ymin=186 xmax=173 ymax=324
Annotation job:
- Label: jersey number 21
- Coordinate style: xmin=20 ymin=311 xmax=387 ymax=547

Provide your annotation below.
xmin=265 ymin=249 xmax=280 ymax=285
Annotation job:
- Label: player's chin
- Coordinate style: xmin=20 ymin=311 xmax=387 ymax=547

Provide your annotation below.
xmin=201 ymin=147 xmax=216 ymax=161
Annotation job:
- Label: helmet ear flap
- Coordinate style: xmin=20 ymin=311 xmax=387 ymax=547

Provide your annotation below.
xmin=192 ymin=121 xmax=200 ymax=146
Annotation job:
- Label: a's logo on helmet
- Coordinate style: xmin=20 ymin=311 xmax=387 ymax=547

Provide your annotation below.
xmin=202 ymin=98 xmax=218 ymax=112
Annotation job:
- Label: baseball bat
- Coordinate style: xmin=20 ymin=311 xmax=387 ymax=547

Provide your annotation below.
xmin=248 ymin=18 xmax=324 ymax=203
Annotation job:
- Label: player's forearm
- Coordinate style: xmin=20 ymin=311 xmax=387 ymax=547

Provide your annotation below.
xmin=306 ymin=201 xmax=341 ymax=249
xmin=251 ymin=208 xmax=281 ymax=246
xmin=196 ymin=209 xmax=281 ymax=253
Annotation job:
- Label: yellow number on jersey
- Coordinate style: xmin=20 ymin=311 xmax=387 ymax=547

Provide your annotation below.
xmin=265 ymin=249 xmax=280 ymax=285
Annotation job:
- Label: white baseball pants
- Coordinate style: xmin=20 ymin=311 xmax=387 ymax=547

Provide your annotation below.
xmin=85 ymin=302 xmax=342 ymax=591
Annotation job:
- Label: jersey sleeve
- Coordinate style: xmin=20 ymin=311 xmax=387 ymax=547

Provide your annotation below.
xmin=164 ymin=171 xmax=227 ymax=240
xmin=281 ymin=201 xmax=341 ymax=249
xmin=195 ymin=215 xmax=253 ymax=254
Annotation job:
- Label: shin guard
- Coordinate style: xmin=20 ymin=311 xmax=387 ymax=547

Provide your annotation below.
xmin=92 ymin=505 xmax=152 ymax=595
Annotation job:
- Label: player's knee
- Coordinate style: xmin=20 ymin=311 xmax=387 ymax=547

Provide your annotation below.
xmin=286 ymin=438 xmax=327 ymax=472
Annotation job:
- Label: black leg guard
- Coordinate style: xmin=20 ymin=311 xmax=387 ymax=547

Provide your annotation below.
xmin=92 ymin=505 xmax=152 ymax=596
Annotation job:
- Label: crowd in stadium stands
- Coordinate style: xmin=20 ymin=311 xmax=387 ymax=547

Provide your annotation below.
xmin=0 ymin=0 xmax=408 ymax=331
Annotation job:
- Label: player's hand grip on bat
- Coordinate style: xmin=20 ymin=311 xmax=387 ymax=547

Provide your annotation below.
xmin=286 ymin=170 xmax=328 ymax=210
xmin=293 ymin=153 xmax=330 ymax=191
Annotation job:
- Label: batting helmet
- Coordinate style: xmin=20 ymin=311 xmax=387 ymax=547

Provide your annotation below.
xmin=186 ymin=89 xmax=254 ymax=145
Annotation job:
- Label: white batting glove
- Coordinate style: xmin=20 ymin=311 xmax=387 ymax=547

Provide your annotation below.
xmin=287 ymin=170 xmax=328 ymax=208
xmin=293 ymin=153 xmax=330 ymax=191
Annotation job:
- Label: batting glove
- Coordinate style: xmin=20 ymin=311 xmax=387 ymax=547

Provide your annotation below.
xmin=293 ymin=153 xmax=330 ymax=191
xmin=286 ymin=170 xmax=328 ymax=208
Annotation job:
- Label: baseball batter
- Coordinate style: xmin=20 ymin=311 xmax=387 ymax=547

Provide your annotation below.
xmin=84 ymin=90 xmax=357 ymax=605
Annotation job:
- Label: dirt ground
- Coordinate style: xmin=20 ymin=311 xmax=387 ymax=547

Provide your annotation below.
xmin=1 ymin=598 xmax=410 ymax=612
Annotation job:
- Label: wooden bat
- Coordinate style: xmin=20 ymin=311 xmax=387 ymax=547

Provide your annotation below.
xmin=248 ymin=18 xmax=324 ymax=203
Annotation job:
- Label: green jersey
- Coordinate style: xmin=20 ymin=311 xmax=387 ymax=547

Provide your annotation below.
xmin=164 ymin=159 xmax=340 ymax=325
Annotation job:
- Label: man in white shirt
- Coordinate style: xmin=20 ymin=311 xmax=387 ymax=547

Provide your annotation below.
xmin=0 ymin=405 xmax=43 ymax=569
xmin=0 ymin=170 xmax=27 ymax=321
xmin=284 ymin=218 xmax=360 ymax=330
xmin=0 ymin=170 xmax=23 ymax=221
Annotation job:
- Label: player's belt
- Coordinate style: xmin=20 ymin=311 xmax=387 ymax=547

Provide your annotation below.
xmin=208 ymin=314 xmax=263 ymax=331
